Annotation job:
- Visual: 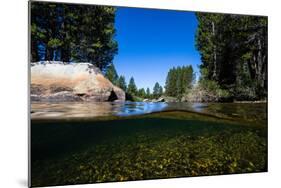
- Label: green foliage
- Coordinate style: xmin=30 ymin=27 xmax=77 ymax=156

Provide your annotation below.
xmin=165 ymin=65 xmax=194 ymax=99
xmin=47 ymin=38 xmax=63 ymax=48
xmin=125 ymin=95 xmax=144 ymax=102
xmin=153 ymin=82 xmax=163 ymax=98
xmin=159 ymin=87 xmax=163 ymax=96
xmin=127 ymin=77 xmax=138 ymax=96
xmin=105 ymin=63 xmax=118 ymax=85
xmin=199 ymin=79 xmax=230 ymax=100
xmin=146 ymin=88 xmax=151 ymax=99
xmin=184 ymin=68 xmax=230 ymax=102
xmin=31 ymin=2 xmax=118 ymax=71
xmin=116 ymin=75 xmax=127 ymax=91
xmin=126 ymin=79 xmax=163 ymax=101
xmin=196 ymin=13 xmax=267 ymax=100
xmin=137 ymin=88 xmax=146 ymax=98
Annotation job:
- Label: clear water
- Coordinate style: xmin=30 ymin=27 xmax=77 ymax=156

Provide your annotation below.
xmin=31 ymin=102 xmax=266 ymax=122
xmin=31 ymin=102 xmax=267 ymax=187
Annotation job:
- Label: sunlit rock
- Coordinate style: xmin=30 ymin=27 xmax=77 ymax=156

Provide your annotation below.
xmin=31 ymin=61 xmax=125 ymax=102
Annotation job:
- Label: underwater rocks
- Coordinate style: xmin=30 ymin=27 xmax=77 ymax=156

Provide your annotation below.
xmin=30 ymin=61 xmax=125 ymax=102
xmin=31 ymin=129 xmax=267 ymax=186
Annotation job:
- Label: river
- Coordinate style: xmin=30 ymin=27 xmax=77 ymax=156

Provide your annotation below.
xmin=31 ymin=102 xmax=266 ymax=123
xmin=30 ymin=102 xmax=267 ymax=187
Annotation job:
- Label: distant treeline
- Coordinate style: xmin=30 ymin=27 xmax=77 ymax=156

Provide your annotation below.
xmin=105 ymin=64 xmax=164 ymax=100
xmin=106 ymin=63 xmax=195 ymax=101
xmin=31 ymin=2 xmax=117 ymax=71
xmin=195 ymin=13 xmax=267 ymax=101
xmin=165 ymin=66 xmax=194 ymax=100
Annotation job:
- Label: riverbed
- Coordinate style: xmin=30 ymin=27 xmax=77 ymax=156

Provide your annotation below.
xmin=30 ymin=102 xmax=267 ymax=187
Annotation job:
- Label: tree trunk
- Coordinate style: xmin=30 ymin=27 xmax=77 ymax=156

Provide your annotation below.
xmin=212 ymin=21 xmax=217 ymax=80
xmin=46 ymin=48 xmax=52 ymax=61
xmin=258 ymin=38 xmax=263 ymax=85
xmin=31 ymin=40 xmax=38 ymax=62
xmin=61 ymin=45 xmax=70 ymax=62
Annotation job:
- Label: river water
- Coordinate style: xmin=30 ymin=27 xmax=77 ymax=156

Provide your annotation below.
xmin=31 ymin=102 xmax=267 ymax=125
xmin=30 ymin=102 xmax=267 ymax=187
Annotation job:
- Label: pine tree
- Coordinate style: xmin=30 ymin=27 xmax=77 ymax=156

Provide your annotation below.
xmin=127 ymin=77 xmax=137 ymax=95
xmin=105 ymin=63 xmax=118 ymax=85
xmin=159 ymin=86 xmax=163 ymax=96
xmin=146 ymin=88 xmax=151 ymax=99
xmin=164 ymin=66 xmax=194 ymax=98
xmin=30 ymin=2 xmax=118 ymax=71
xmin=153 ymin=82 xmax=162 ymax=98
xmin=165 ymin=67 xmax=177 ymax=97
xmin=196 ymin=13 xmax=267 ymax=100
xmin=117 ymin=75 xmax=127 ymax=91
xmin=138 ymin=88 xmax=146 ymax=98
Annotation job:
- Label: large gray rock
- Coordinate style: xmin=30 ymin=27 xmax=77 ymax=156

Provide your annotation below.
xmin=31 ymin=61 xmax=125 ymax=102
xmin=156 ymin=97 xmax=165 ymax=102
xmin=143 ymin=99 xmax=150 ymax=102
xmin=163 ymin=96 xmax=178 ymax=102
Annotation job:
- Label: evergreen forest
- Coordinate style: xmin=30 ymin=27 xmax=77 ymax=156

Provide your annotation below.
xmin=31 ymin=2 xmax=267 ymax=101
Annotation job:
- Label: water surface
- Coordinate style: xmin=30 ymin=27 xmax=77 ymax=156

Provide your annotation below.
xmin=31 ymin=102 xmax=266 ymax=124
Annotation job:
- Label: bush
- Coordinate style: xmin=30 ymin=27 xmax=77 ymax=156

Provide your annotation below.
xmin=183 ymin=80 xmax=230 ymax=102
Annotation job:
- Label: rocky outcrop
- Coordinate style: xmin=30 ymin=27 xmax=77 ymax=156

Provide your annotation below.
xmin=142 ymin=96 xmax=169 ymax=103
xmin=31 ymin=61 xmax=125 ymax=102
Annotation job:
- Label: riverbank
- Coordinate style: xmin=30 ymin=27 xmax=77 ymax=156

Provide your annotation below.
xmin=233 ymin=100 xmax=267 ymax=103
xmin=132 ymin=95 xmax=267 ymax=104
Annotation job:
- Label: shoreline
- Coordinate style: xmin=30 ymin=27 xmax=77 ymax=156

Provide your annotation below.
xmin=232 ymin=100 xmax=267 ymax=104
xmin=30 ymin=100 xmax=267 ymax=104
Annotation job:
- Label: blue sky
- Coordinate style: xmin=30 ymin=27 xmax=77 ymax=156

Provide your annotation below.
xmin=114 ymin=7 xmax=201 ymax=90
